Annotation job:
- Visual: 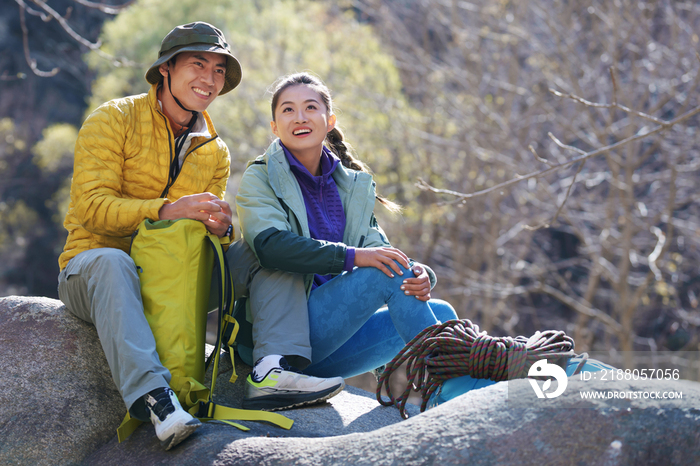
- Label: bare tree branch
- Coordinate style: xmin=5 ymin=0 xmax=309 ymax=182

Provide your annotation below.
xmin=548 ymin=132 xmax=586 ymax=156
xmin=648 ymin=226 xmax=666 ymax=281
xmin=528 ymin=144 xmax=551 ymax=166
xmin=18 ymin=2 xmax=58 ymax=77
xmin=72 ymin=0 xmax=135 ymax=15
xmin=549 ymin=88 xmax=667 ymax=125
xmin=416 ymin=103 xmax=700 ymax=202
xmin=0 ymin=72 xmax=27 ymax=81
xmin=12 ymin=0 xmax=136 ymax=77
xmin=25 ymin=0 xmax=103 ymax=50
xmin=17 ymin=0 xmax=48 ymax=19
xmin=523 ymin=160 xmax=587 ymax=231
xmin=539 ymin=283 xmax=622 ymax=333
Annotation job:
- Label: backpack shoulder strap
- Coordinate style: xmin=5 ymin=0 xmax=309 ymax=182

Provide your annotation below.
xmin=202 ymin=235 xmax=294 ymax=431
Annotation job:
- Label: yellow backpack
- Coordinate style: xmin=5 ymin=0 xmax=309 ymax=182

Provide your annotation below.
xmin=117 ymin=219 xmax=292 ymax=441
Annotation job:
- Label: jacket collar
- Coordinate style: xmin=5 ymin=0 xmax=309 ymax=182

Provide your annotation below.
xmin=261 ymin=138 xmax=377 ymax=247
xmin=264 ymin=139 xmax=360 ymax=191
xmin=147 ymin=83 xmax=219 ymax=139
xmin=281 ymin=142 xmax=340 ymax=181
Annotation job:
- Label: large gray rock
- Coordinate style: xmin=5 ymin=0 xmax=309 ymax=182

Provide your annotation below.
xmin=0 ymin=296 xmax=417 ymax=465
xmin=87 ymin=375 xmax=700 ymax=466
xmin=2 ymin=296 xmax=699 ymax=465
xmin=0 ymin=296 xmax=123 ymax=465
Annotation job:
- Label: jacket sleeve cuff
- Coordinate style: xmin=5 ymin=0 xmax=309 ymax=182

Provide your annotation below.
xmin=424 ymin=263 xmax=437 ymax=289
xmin=343 ymin=247 xmax=356 ymax=272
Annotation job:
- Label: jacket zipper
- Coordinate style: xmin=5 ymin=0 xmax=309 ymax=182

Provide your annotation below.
xmin=349 ymin=172 xmax=373 ymax=247
xmin=158 ymin=112 xmax=219 ymax=198
xmin=159 ymin=112 xmax=175 ymax=198
xmin=319 ymin=180 xmax=333 ymax=233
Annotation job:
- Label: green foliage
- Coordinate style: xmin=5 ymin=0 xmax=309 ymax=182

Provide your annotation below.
xmin=30 ymin=124 xmax=77 ymax=228
xmin=6 ymin=0 xmax=435 ymax=298
xmin=0 ymin=200 xmax=39 ymax=251
xmin=32 ymin=124 xmax=78 ymax=173
xmin=0 ymin=118 xmax=27 ymax=162
xmin=0 ymin=119 xmax=41 ymax=295
xmin=85 ymin=0 xmax=421 ymax=200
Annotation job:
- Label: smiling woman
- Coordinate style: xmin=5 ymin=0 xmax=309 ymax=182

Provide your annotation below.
xmin=231 ymin=72 xmax=459 ymax=412
xmin=270 ymin=83 xmax=337 ymax=175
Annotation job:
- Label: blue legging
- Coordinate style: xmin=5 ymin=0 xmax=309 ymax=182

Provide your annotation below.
xmin=303 ymin=264 xmax=457 ymax=378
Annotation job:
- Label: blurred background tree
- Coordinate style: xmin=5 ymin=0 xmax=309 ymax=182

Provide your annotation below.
xmin=350 ymin=0 xmax=700 ymax=366
xmin=1 ymin=0 xmax=700 ymax=380
xmin=0 ymin=0 xmax=131 ymax=296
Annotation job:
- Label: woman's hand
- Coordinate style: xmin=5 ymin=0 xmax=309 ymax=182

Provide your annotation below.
xmin=400 ymin=264 xmax=431 ymax=301
xmin=354 ymin=247 xmax=410 ymax=278
xmin=159 ymin=192 xmax=232 ymax=237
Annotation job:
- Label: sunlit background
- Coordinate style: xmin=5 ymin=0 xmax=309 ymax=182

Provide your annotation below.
xmin=2 ymin=1 xmax=700 ymax=396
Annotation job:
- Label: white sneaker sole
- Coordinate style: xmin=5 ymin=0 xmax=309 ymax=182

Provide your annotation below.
xmin=243 ymin=382 xmax=345 ymax=411
xmin=160 ymin=418 xmax=202 ymax=450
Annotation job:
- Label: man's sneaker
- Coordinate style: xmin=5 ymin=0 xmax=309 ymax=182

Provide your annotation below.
xmin=144 ymin=387 xmax=201 ymax=450
xmin=242 ymin=357 xmax=345 ymax=411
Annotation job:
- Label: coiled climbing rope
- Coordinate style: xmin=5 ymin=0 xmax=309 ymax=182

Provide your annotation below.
xmin=376 ymin=319 xmax=578 ymax=419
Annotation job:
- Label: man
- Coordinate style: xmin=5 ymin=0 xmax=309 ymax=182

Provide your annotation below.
xmin=57 ymin=22 xmax=342 ymax=450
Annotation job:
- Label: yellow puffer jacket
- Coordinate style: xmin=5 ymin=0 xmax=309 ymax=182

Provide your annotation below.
xmin=58 ymin=84 xmax=231 ymax=270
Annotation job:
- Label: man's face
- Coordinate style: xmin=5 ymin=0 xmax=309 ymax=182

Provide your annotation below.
xmin=159 ymin=51 xmax=227 ymax=113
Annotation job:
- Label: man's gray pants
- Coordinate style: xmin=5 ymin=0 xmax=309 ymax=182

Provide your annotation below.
xmin=57 ymin=240 xmax=309 ymax=412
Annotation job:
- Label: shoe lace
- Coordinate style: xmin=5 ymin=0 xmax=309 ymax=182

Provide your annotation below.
xmin=147 ymin=388 xmax=176 ymax=421
xmin=251 ymin=356 xmax=303 ymax=383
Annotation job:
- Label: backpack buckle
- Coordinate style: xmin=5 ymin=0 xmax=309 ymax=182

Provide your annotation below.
xmin=195 ymin=400 xmax=214 ymax=418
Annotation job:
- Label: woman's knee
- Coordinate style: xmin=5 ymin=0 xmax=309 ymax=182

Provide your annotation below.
xmin=429 ymin=298 xmax=458 ymax=322
xmin=355 ymin=262 xmax=410 ymax=288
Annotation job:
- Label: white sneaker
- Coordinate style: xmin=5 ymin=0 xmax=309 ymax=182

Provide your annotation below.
xmin=242 ymin=357 xmax=345 ymax=411
xmin=144 ymin=387 xmax=201 ymax=450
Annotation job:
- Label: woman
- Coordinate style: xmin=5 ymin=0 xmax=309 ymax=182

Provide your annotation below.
xmin=236 ymin=73 xmax=457 ymax=408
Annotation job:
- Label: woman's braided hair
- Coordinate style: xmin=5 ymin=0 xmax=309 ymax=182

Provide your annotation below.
xmin=270 ymin=72 xmax=400 ymax=213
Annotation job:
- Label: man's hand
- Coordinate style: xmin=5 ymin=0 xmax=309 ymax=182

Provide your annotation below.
xmin=354 ymin=247 xmax=410 ymax=278
xmin=159 ymin=193 xmax=233 ymax=237
xmin=400 ymin=264 xmax=431 ymax=301
xmin=205 ymin=198 xmax=233 ymax=237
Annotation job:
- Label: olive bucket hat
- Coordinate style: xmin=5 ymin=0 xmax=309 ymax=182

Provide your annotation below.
xmin=145 ymin=22 xmax=242 ymax=95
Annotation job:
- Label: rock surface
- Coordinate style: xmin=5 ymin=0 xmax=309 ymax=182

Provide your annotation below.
xmin=0 ymin=296 xmax=123 ymax=466
xmin=1 ymin=296 xmax=699 ymax=465
xmin=0 ymin=296 xmax=417 ymax=465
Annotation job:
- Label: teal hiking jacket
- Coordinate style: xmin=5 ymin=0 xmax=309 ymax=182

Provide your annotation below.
xmin=236 ymin=139 xmax=390 ymax=295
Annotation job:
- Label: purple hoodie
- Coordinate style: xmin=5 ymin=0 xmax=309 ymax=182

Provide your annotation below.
xmin=282 ymin=143 xmax=355 ymax=288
